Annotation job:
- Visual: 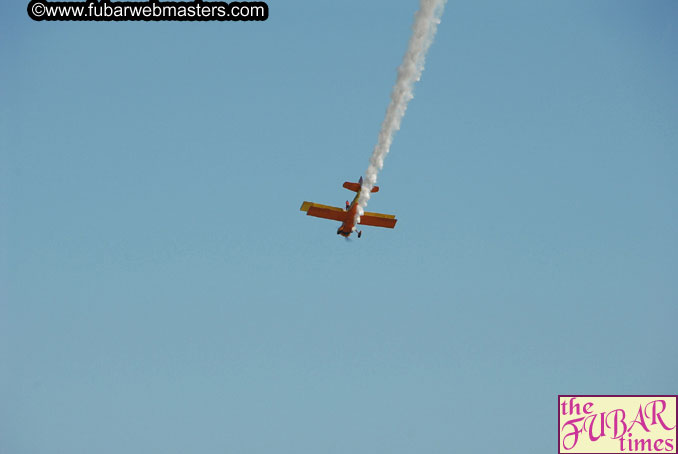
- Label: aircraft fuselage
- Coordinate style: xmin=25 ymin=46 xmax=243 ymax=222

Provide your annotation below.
xmin=337 ymin=191 xmax=361 ymax=237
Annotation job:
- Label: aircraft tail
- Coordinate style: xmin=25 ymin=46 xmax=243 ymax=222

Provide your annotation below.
xmin=343 ymin=177 xmax=379 ymax=193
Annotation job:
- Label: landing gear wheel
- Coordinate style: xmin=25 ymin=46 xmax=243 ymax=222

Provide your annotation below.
xmin=358 ymin=231 xmax=362 ymax=238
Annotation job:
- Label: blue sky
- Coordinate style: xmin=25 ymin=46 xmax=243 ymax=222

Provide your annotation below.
xmin=1 ymin=1 xmax=677 ymax=452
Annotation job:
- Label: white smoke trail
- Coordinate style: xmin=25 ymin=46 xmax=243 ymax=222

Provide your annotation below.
xmin=355 ymin=0 xmax=446 ymax=224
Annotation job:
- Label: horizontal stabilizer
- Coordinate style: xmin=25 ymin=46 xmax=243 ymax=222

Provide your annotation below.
xmin=343 ymin=182 xmax=379 ymax=193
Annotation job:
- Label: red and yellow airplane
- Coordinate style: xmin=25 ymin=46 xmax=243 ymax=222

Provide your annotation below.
xmin=300 ymin=177 xmax=397 ymax=238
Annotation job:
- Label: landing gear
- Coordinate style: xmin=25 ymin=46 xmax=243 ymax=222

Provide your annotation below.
xmin=357 ymin=231 xmax=362 ymax=238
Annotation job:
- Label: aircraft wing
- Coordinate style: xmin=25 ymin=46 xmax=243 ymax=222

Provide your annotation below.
xmin=300 ymin=201 xmax=348 ymax=222
xmin=358 ymin=211 xmax=397 ymax=228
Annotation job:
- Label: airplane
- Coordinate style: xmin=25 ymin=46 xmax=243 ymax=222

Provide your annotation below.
xmin=300 ymin=176 xmax=397 ymax=238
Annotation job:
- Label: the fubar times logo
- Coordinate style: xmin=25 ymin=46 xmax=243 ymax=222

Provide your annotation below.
xmin=559 ymin=396 xmax=677 ymax=453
